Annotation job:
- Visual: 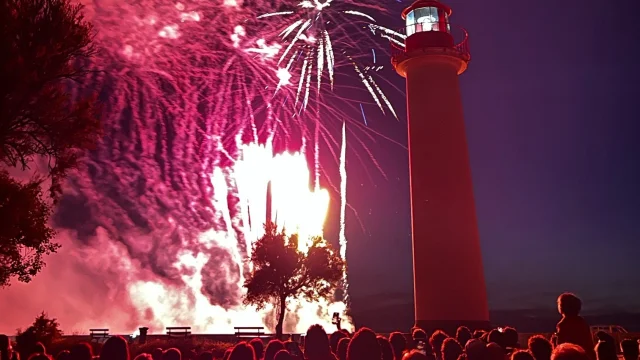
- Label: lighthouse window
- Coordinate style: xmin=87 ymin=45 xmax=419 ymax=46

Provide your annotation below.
xmin=406 ymin=7 xmax=440 ymax=36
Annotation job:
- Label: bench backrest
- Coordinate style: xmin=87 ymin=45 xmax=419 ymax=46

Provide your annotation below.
xmin=166 ymin=327 xmax=191 ymax=336
xmin=89 ymin=329 xmax=109 ymax=337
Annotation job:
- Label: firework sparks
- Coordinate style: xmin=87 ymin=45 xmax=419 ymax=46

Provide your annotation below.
xmin=256 ymin=0 xmax=400 ymax=118
xmin=42 ymin=0 xmax=403 ymax=334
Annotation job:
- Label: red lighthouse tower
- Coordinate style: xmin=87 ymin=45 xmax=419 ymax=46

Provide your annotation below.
xmin=391 ymin=0 xmax=490 ymax=332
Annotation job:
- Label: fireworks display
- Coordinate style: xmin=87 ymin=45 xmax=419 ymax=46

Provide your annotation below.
xmin=40 ymin=0 xmax=403 ymax=333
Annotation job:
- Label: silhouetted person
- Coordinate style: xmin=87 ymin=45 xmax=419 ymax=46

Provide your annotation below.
xmin=330 ymin=333 xmax=347 ymax=355
xmin=551 ymin=344 xmax=589 ymax=360
xmin=27 ymin=355 xmax=50 ymax=360
xmin=555 ymin=293 xmax=594 ymax=360
xmin=487 ymin=330 xmax=505 ymax=349
xmin=389 ymin=332 xmax=407 ymax=360
xmin=378 ymin=336 xmax=394 ymax=360
xmin=594 ymin=333 xmax=614 ymax=344
xmin=33 ymin=344 xmax=46 ymax=357
xmin=413 ymin=330 xmax=428 ymax=351
xmin=347 ymin=328 xmax=380 ymax=360
xmin=511 ymin=351 xmax=534 ymax=360
xmin=595 ymin=342 xmax=617 ymax=360
xmin=456 ymin=328 xmax=472 ymax=348
xmin=620 ymin=339 xmax=640 ymax=360
xmin=197 ymin=352 xmax=213 ymax=360
xmin=56 ymin=351 xmax=70 ymax=360
xmin=336 ymin=339 xmax=349 ymax=360
xmin=487 ymin=342 xmax=505 ymax=360
xmin=473 ymin=331 xmax=486 ymax=341
xmin=441 ymin=338 xmax=463 ymax=360
xmin=503 ymin=328 xmax=519 ymax=351
xmin=403 ymin=350 xmax=429 ymax=360
xmin=134 ymin=355 xmax=153 ymax=360
xmin=304 ymin=325 xmax=335 ymax=360
xmin=152 ymin=349 xmax=163 ymax=360
xmin=229 ymin=343 xmax=256 ymax=360
xmin=265 ymin=341 xmax=285 ymax=360
xmin=69 ymin=343 xmax=93 ymax=360
xmin=429 ymin=331 xmax=448 ymax=360
xmin=100 ymin=336 xmax=129 ymax=360
xmin=162 ymin=349 xmax=181 ymax=360
xmin=528 ymin=335 xmax=553 ymax=360
xmin=223 ymin=349 xmax=232 ymax=360
xmin=249 ymin=339 xmax=264 ymax=360
xmin=1 ymin=335 xmax=13 ymax=360
xmin=465 ymin=339 xmax=488 ymax=360
xmin=284 ymin=341 xmax=302 ymax=360
xmin=274 ymin=351 xmax=293 ymax=360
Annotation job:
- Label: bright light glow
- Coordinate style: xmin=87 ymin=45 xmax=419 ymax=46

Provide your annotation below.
xmin=127 ymin=141 xmax=349 ymax=333
xmin=276 ymin=68 xmax=292 ymax=87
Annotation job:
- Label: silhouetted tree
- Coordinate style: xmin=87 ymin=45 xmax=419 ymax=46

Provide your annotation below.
xmin=0 ymin=0 xmax=101 ymax=196
xmin=243 ymin=222 xmax=344 ymax=339
xmin=16 ymin=312 xmax=63 ymax=357
xmin=0 ymin=172 xmax=59 ymax=287
xmin=0 ymin=0 xmax=101 ymax=285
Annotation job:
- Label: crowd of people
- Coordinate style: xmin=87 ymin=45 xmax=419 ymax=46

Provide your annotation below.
xmin=1 ymin=293 xmax=638 ymax=360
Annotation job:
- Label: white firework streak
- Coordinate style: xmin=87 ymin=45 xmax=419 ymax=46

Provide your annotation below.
xmin=303 ymin=60 xmax=313 ymax=110
xmin=323 ymin=30 xmax=335 ymax=90
xmin=343 ymin=10 xmax=376 ymax=22
xmin=317 ymin=35 xmax=324 ymax=92
xmin=369 ymin=24 xmax=406 ymax=40
xmin=368 ymin=74 xmax=398 ymax=119
xmin=353 ymin=62 xmax=385 ymax=114
xmin=279 ymin=19 xmax=312 ymax=65
xmin=382 ymin=34 xmax=405 ymax=48
xmin=257 ymin=11 xmax=295 ymax=19
xmin=281 ymin=19 xmax=305 ymax=38
xmin=296 ymin=56 xmax=309 ymax=106
xmin=339 ymin=122 xmax=347 ymax=262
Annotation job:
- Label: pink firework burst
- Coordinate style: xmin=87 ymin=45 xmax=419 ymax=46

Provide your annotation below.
xmin=40 ymin=0 xmax=404 ymax=333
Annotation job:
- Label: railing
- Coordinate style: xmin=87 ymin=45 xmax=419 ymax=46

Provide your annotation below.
xmin=389 ymin=23 xmax=471 ymax=62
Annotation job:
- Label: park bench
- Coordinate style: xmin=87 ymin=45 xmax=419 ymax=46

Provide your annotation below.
xmin=234 ymin=326 xmax=267 ymax=339
xmin=166 ymin=327 xmax=192 ymax=337
xmin=89 ymin=329 xmax=110 ymax=343
xmin=89 ymin=329 xmax=109 ymax=339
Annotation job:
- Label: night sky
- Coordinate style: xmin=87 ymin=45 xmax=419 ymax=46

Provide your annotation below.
xmin=337 ymin=0 xmax=640 ymax=325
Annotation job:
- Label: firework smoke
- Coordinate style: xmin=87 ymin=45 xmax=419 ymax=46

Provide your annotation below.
xmin=0 ymin=0 xmax=402 ymax=334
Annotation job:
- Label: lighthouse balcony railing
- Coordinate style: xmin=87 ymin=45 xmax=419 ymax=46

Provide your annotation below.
xmin=389 ymin=24 xmax=470 ymax=62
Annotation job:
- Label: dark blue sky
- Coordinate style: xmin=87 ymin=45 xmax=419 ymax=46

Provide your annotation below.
xmin=336 ymin=0 xmax=640 ymax=317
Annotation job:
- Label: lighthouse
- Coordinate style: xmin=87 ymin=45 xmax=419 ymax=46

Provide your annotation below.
xmin=391 ymin=0 xmax=490 ymax=332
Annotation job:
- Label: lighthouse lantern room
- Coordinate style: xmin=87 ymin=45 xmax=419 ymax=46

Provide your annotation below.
xmin=403 ymin=0 xmax=452 ymax=36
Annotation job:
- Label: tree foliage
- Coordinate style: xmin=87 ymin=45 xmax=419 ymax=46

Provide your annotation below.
xmin=0 ymin=0 xmax=100 ymax=286
xmin=16 ymin=312 xmax=63 ymax=356
xmin=0 ymin=0 xmax=101 ymax=199
xmin=243 ymin=222 xmax=344 ymax=339
xmin=0 ymin=172 xmax=59 ymax=287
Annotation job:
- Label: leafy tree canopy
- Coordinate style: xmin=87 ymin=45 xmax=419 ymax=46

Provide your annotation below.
xmin=0 ymin=172 xmax=58 ymax=287
xmin=0 ymin=0 xmax=100 ymax=286
xmin=16 ymin=311 xmax=63 ymax=354
xmin=0 ymin=0 xmax=101 ymax=198
xmin=243 ymin=222 xmax=344 ymax=338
